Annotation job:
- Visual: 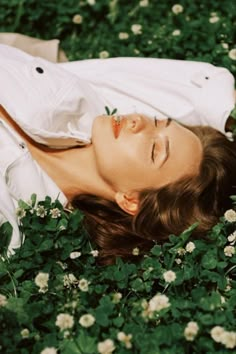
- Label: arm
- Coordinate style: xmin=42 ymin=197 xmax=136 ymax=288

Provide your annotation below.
xmin=61 ymin=58 xmax=235 ymax=133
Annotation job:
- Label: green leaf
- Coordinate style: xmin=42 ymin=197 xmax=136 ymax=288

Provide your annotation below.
xmin=200 ymin=314 xmax=214 ymax=325
xmin=113 ymin=316 xmax=124 ymax=328
xmin=0 ymin=221 xmax=13 ymax=253
xmin=150 ymin=245 xmax=162 ymax=257
xmin=30 ymin=193 xmax=37 ymax=207
xmin=61 ymin=340 xmax=82 ymax=354
xmin=77 ymin=332 xmax=96 ymax=354
xmin=131 ymin=278 xmax=145 ymax=292
xmin=111 ymin=108 xmax=117 ymax=115
xmin=105 ymin=106 xmax=110 ymax=115
xmin=95 ymin=308 xmax=109 ymax=327
xmin=6 ymin=297 xmax=29 ymax=324
xmin=202 ymin=252 xmax=218 ymax=269
xmin=18 ymin=199 xmax=30 ymax=210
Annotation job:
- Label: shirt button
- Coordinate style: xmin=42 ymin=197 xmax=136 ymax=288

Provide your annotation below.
xmin=19 ymin=142 xmax=26 ymax=149
xmin=36 ymin=67 xmax=44 ymax=74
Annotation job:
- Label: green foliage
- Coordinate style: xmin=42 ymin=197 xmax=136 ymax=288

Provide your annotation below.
xmin=0 ymin=1 xmax=236 ymax=353
xmin=0 ymin=195 xmax=236 ymax=353
xmin=0 ymin=0 xmax=235 ymax=77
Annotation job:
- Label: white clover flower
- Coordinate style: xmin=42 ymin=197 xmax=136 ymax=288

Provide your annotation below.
xmin=50 ymin=208 xmax=61 ymax=219
xmin=56 ymin=261 xmax=67 ymax=270
xmin=141 ymin=299 xmax=148 ymax=309
xmin=185 ymin=241 xmax=196 ymax=253
xmin=209 ymin=16 xmax=220 ymax=23
xmin=131 ymin=24 xmax=142 ymax=35
xmin=175 ymin=258 xmax=182 ymax=264
xmin=221 ymin=42 xmax=229 ymax=49
xmin=55 ymin=313 xmax=74 ymax=331
xmin=79 ymin=314 xmax=96 ymax=328
xmin=224 ymin=209 xmax=236 ymax=222
xmin=228 ymin=48 xmax=236 ymax=61
xmin=117 ymin=331 xmax=133 ymax=349
xmin=41 ymin=347 xmax=57 ymax=354
xmin=132 ymin=247 xmax=140 ymax=256
xmin=35 ymin=334 xmax=40 ymax=341
xmin=36 ymin=205 xmax=47 ymax=218
xmin=224 ymin=245 xmax=235 ymax=257
xmin=139 ymin=0 xmax=149 ymax=7
xmin=133 ymin=48 xmax=140 ymax=54
xmin=78 ymin=278 xmax=90 ymax=292
xmin=21 ymin=328 xmax=30 ymax=338
xmin=172 ymin=4 xmax=184 ymax=14
xmin=221 ymin=331 xmax=236 ymax=349
xmin=177 ymin=247 xmax=186 ymax=256
xmin=35 ymin=272 xmax=49 ymax=293
xmin=59 ymin=225 xmax=66 ymax=231
xmin=90 ymin=249 xmax=99 ymax=257
xmin=210 ymin=326 xmax=225 ymax=343
xmin=99 ymin=51 xmax=109 ymax=59
xmin=118 ymin=32 xmax=129 ymax=40
xmin=87 ymin=0 xmax=96 ymax=5
xmin=71 ymin=300 xmax=78 ymax=309
xmin=228 ymin=231 xmax=236 ymax=244
xmin=69 ymin=251 xmax=81 ymax=259
xmin=16 ymin=207 xmax=26 ymax=219
xmin=184 ymin=321 xmax=199 ymax=341
xmin=112 ymin=292 xmax=122 ymax=304
xmin=63 ymin=273 xmax=79 ymax=288
xmin=149 ymin=293 xmax=170 ymax=312
xmin=97 ymin=339 xmax=115 ymax=354
xmin=163 ymin=270 xmax=176 ymax=283
xmin=172 ymin=29 xmax=181 ymax=36
xmin=63 ymin=330 xmax=70 ymax=339
xmin=72 ymin=14 xmax=83 ymax=24
xmin=0 ymin=294 xmax=7 ymax=307
xmin=221 ymin=296 xmax=226 ymax=304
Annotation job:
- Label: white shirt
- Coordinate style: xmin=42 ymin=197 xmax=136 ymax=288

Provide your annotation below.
xmin=0 ymin=44 xmax=235 ymax=254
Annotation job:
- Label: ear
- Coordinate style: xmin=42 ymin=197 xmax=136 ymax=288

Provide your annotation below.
xmin=115 ymin=191 xmax=139 ymax=215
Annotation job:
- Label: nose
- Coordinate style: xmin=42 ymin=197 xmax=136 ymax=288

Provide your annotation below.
xmin=127 ymin=114 xmax=145 ymax=133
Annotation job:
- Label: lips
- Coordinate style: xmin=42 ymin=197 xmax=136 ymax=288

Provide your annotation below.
xmin=112 ymin=115 xmax=123 ymax=138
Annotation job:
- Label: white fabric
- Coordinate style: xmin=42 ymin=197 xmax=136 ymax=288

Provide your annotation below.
xmin=0 ymin=44 xmax=235 ymax=254
xmin=0 ymin=118 xmax=67 ymax=253
xmin=60 ymin=57 xmax=235 ymax=133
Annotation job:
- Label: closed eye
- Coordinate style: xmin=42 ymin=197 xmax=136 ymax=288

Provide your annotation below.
xmin=151 ymin=143 xmax=156 ymax=162
xmin=151 ymin=117 xmax=158 ymax=162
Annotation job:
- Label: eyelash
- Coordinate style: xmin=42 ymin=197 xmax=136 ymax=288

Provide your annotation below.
xmin=151 ymin=143 xmax=156 ymax=163
xmin=151 ymin=117 xmax=157 ymax=162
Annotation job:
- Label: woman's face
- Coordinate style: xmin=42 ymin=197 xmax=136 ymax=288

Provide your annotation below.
xmin=91 ymin=114 xmax=203 ymax=193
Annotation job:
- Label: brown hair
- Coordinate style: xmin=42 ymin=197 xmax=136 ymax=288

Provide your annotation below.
xmin=72 ymin=125 xmax=236 ymax=265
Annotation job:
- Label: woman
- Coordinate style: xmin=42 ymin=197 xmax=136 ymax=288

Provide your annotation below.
xmin=0 ymin=44 xmax=235 ymax=263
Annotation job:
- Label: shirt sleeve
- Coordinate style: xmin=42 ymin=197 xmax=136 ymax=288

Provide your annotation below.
xmin=0 ymin=174 xmax=22 ymax=256
xmin=60 ymin=57 xmax=235 ymax=133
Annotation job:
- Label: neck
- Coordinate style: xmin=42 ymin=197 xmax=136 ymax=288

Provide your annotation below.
xmin=29 ymin=144 xmax=115 ymax=202
xmin=0 ymin=105 xmax=115 ymax=202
